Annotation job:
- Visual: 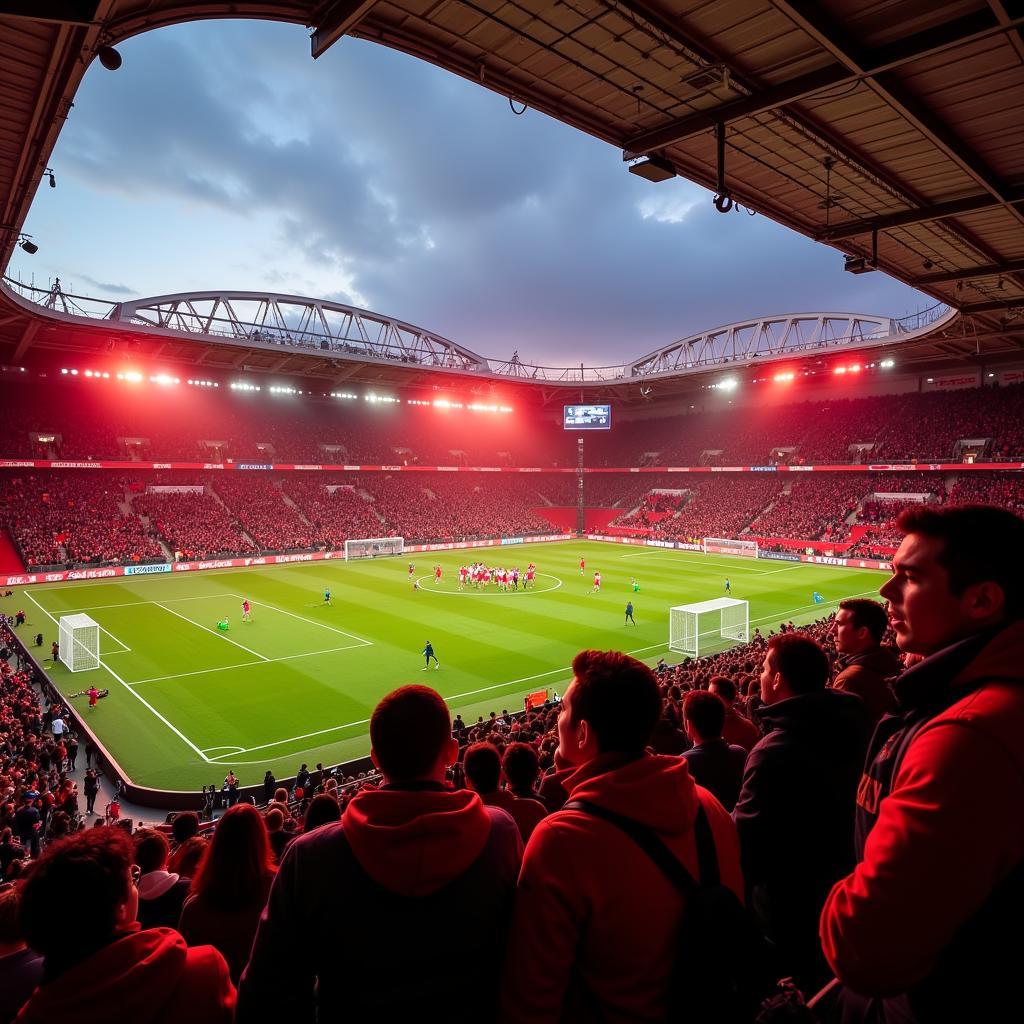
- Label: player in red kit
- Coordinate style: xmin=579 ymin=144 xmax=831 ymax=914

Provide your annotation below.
xmin=580 ymin=557 xmax=585 ymax=575
xmin=434 ymin=565 xmax=442 ymax=585
xmin=592 ymin=571 xmax=602 ymax=593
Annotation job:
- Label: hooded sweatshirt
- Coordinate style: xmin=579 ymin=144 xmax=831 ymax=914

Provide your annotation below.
xmin=821 ymin=619 xmax=1024 ymax=1023
xmin=16 ymin=925 xmax=234 ymax=1024
xmin=237 ymin=782 xmax=522 ymax=1024
xmin=500 ymin=753 xmax=742 ymax=1024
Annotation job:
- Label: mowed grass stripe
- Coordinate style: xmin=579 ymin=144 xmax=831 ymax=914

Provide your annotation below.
xmin=11 ymin=541 xmax=888 ymax=790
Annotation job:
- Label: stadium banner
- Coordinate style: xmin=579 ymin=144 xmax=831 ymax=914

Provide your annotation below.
xmin=585 ymin=534 xmax=702 ymax=552
xmin=758 ymin=550 xmax=802 ymax=562
xmin=800 ymin=554 xmax=891 ymax=571
xmin=923 ymin=372 xmax=980 ymax=391
xmin=123 ymin=564 xmax=172 ymax=575
xmin=3 ymin=460 xmax=1024 ymax=474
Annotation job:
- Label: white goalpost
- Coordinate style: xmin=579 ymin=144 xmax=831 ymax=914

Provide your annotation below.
xmin=669 ymin=598 xmax=750 ymax=659
xmin=703 ymin=537 xmax=759 ymax=558
xmin=344 ymin=536 xmax=405 ymax=561
xmin=58 ymin=613 xmax=101 ymax=673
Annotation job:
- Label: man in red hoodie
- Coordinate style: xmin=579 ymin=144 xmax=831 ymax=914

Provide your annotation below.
xmin=500 ymin=649 xmax=743 ymax=1023
xmin=237 ymin=684 xmax=522 ymax=1023
xmin=820 ymin=505 xmax=1024 ymax=1023
xmin=15 ymin=828 xmax=234 ymax=1024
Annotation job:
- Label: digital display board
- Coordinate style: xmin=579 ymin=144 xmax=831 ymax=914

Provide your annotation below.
xmin=563 ymin=404 xmax=612 ymax=430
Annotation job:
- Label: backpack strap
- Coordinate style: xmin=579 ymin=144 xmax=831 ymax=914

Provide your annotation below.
xmin=563 ymin=798 xmax=712 ymax=897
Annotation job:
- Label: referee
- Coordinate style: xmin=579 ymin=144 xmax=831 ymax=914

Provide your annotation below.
xmin=422 ymin=641 xmax=440 ymax=670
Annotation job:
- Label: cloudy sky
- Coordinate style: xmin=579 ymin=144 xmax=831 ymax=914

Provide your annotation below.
xmin=7 ymin=19 xmax=928 ymax=366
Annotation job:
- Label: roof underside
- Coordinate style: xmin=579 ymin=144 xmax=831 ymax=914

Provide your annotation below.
xmin=1 ymin=0 xmax=1023 ymax=396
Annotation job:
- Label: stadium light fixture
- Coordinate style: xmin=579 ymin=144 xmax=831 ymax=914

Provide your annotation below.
xmin=149 ymin=374 xmax=179 ymax=386
xmin=773 ymin=372 xmax=795 ymax=382
xmin=17 ymin=234 xmax=37 ymax=255
xmin=44 ymin=169 xmax=56 ymax=188
xmin=714 ymin=377 xmax=738 ymax=392
xmin=880 ymin=359 xmax=895 ymax=369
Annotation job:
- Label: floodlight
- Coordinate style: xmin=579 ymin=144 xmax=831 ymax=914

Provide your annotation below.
xmin=17 ymin=235 xmax=37 ymax=255
xmin=45 ymin=169 xmax=56 ymax=188
xmin=98 ymin=46 xmax=122 ymax=71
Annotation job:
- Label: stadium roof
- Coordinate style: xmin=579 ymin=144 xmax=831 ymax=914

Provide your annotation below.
xmin=1 ymin=1 xmax=1023 ymax=398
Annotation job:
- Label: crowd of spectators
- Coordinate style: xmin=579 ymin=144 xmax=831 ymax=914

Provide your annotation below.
xmin=211 ymin=478 xmax=320 ymax=552
xmin=279 ymin=478 xmax=387 ymax=549
xmin=4 ymin=377 xmax=1024 ymax=468
xmin=2 ymin=505 xmax=1022 ymax=1023
xmin=747 ymin=475 xmax=869 ymax=541
xmin=0 ymin=474 xmax=163 ymax=568
xmin=133 ymin=487 xmax=254 ymax=560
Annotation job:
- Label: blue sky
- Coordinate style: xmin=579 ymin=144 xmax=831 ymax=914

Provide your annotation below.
xmin=7 ymin=19 xmax=928 ymax=366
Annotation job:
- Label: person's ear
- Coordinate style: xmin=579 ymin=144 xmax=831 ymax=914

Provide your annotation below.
xmin=965 ymin=580 xmax=1005 ymax=623
xmin=370 ymin=749 xmax=381 ymax=772
xmin=444 ymin=736 xmax=459 ymax=767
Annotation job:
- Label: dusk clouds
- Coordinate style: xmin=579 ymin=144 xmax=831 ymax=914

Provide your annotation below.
xmin=9 ymin=18 xmax=927 ymax=366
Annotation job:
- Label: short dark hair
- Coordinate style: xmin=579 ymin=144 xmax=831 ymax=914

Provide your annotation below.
xmin=767 ymin=633 xmax=830 ymax=694
xmin=897 ymin=504 xmax=1024 ymax=617
xmin=838 ymin=598 xmax=889 ymax=643
xmin=569 ymin=650 xmax=661 ymax=755
xmin=0 ymin=884 xmax=24 ymax=944
xmin=133 ymin=828 xmax=170 ymax=874
xmin=371 ymin=685 xmax=451 ymax=782
xmin=20 ymin=829 xmax=133 ymax=957
xmin=463 ymin=742 xmax=502 ymax=793
xmin=502 ymin=742 xmax=540 ymax=788
xmin=682 ymin=690 xmax=726 ymax=740
xmin=171 ymin=811 xmax=200 ymax=846
xmin=708 ymin=676 xmax=737 ymax=703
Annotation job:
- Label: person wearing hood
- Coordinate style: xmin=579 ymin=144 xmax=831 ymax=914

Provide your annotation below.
xmin=133 ymin=830 xmax=191 ymax=931
xmin=237 ymin=684 xmax=522 ymax=1023
xmin=733 ymin=632 xmax=868 ymax=993
xmin=500 ymin=649 xmax=743 ymax=1024
xmin=15 ymin=828 xmax=234 ymax=1024
xmin=830 ymin=597 xmax=901 ymax=725
xmin=821 ymin=505 xmax=1024 ymax=1023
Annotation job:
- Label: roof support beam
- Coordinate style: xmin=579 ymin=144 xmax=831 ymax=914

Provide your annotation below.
xmin=771 ymin=0 xmax=1024 ymax=227
xmin=11 ymin=320 xmax=39 ymax=362
xmin=0 ymin=2 xmax=100 ymax=26
xmin=311 ymin=1 xmax=379 ymax=59
xmin=817 ymin=190 xmax=1024 ymax=241
xmin=960 ymin=300 xmax=1024 ymax=315
xmin=627 ymin=7 xmax=1024 ymax=154
xmin=914 ymin=257 xmax=1024 ymax=286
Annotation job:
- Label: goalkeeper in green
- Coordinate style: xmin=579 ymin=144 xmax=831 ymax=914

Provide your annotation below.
xmin=217 ymin=617 xmax=230 ymax=631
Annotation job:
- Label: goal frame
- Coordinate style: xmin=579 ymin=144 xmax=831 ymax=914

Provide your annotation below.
xmin=344 ymin=536 xmax=405 ymax=561
xmin=669 ymin=598 xmax=750 ymax=659
xmin=58 ymin=613 xmax=101 ymax=673
xmin=703 ymin=536 xmax=759 ymax=558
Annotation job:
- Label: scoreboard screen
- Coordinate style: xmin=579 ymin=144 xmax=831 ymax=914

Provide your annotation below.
xmin=563 ymin=404 xmax=612 ymax=430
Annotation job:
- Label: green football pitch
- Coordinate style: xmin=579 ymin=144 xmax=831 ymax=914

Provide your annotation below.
xmin=11 ymin=540 xmax=886 ymax=791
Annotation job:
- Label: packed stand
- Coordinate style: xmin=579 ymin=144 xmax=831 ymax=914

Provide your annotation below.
xmin=747 ymin=475 xmax=870 ymax=542
xmin=133 ymin=486 xmax=254 ymax=560
xmin=212 ymin=477 xmax=320 ymax=552
xmin=279 ymin=478 xmax=387 ymax=548
xmin=0 ymin=473 xmax=162 ymax=568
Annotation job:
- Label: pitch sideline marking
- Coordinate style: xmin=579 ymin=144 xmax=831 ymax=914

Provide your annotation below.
xmin=23 ymin=589 xmax=211 ymax=763
xmin=204 ymin=588 xmax=880 ymax=763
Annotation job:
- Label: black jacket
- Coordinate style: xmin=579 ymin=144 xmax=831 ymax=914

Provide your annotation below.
xmin=733 ymin=688 xmax=869 ymax=988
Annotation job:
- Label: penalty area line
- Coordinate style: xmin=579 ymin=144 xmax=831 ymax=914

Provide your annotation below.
xmin=22 ymin=589 xmax=211 ymax=763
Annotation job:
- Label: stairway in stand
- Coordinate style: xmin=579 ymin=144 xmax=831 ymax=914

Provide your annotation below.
xmin=0 ymin=528 xmax=26 ymax=575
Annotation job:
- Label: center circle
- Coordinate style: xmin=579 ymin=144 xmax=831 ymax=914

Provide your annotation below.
xmin=414 ymin=572 xmax=563 ymax=596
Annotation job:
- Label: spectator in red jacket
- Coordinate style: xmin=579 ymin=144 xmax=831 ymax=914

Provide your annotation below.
xmin=15 ymin=828 xmax=234 ymax=1024
xmin=464 ymin=742 xmax=547 ymax=843
xmin=500 ymin=649 xmax=743 ymax=1023
xmin=709 ymin=676 xmax=761 ymax=751
xmin=821 ymin=505 xmax=1024 ymax=1023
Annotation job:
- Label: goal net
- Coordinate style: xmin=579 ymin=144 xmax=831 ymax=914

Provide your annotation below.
xmin=344 ymin=536 xmax=405 ymax=561
xmin=669 ymin=598 xmax=750 ymax=659
xmin=703 ymin=537 xmax=759 ymax=558
xmin=58 ymin=613 xmax=101 ymax=673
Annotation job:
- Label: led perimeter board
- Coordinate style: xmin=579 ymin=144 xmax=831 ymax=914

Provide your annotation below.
xmin=564 ymin=404 xmax=612 ymax=430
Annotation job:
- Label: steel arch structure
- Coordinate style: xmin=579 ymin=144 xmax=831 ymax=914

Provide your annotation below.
xmin=629 ymin=312 xmax=904 ymax=376
xmin=109 ymin=290 xmax=489 ymax=372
